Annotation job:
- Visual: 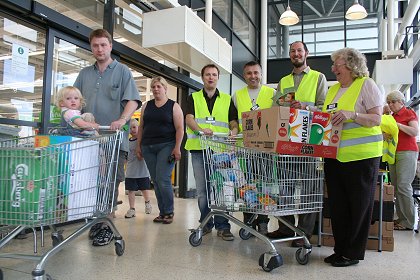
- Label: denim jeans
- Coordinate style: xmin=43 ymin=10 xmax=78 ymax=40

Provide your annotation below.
xmin=142 ymin=141 xmax=175 ymax=216
xmin=191 ymin=151 xmax=230 ymax=230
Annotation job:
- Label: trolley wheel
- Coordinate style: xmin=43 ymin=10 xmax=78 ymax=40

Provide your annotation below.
xmin=45 ymin=274 xmax=53 ymax=280
xmin=239 ymin=228 xmax=252 ymax=240
xmin=188 ymin=232 xmax=202 ymax=247
xmin=52 ymin=234 xmax=64 ymax=247
xmin=295 ymin=248 xmax=310 ymax=265
xmin=115 ymin=240 xmax=125 ymax=256
xmin=258 ymin=253 xmax=283 ymax=272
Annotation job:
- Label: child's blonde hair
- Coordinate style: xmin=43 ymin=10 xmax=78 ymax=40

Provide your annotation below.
xmin=54 ymin=86 xmax=86 ymax=108
xmin=130 ymin=118 xmax=139 ymax=127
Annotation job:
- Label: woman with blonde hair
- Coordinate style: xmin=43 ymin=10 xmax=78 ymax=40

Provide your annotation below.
xmin=386 ymin=90 xmax=418 ymax=231
xmin=322 ymin=48 xmax=383 ymax=267
xmin=136 ymin=77 xmax=184 ymax=224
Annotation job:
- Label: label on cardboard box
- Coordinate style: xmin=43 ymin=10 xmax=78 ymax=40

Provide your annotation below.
xmin=289 ymin=108 xmax=311 ymax=143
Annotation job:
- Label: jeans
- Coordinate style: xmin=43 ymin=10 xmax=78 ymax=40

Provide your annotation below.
xmin=191 ymin=151 xmax=230 ymax=230
xmin=142 ymin=141 xmax=175 ymax=216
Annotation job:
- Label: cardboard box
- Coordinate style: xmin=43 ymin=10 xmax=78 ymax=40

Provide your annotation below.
xmin=34 ymin=135 xmax=100 ymax=222
xmin=242 ymin=107 xmax=342 ymax=158
xmin=323 ymin=218 xmax=393 ymax=238
xmin=321 ymin=235 xmax=394 ymax=252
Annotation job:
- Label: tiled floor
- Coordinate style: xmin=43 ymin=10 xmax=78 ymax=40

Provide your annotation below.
xmin=1 ymin=189 xmax=419 ymax=280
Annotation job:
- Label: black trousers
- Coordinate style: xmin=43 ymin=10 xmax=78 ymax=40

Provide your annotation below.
xmin=324 ymin=156 xmax=380 ymax=260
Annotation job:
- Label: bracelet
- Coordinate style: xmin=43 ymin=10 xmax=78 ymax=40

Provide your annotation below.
xmin=120 ymin=115 xmax=128 ymax=122
xmin=351 ymin=112 xmax=358 ymax=120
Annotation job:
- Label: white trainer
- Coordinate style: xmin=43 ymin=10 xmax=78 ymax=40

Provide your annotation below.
xmin=145 ymin=202 xmax=152 ymax=214
xmin=125 ymin=208 xmax=136 ymax=218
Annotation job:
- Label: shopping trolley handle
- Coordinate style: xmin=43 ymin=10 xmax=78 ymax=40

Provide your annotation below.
xmin=98 ymin=125 xmax=128 ymax=132
xmin=196 ymin=130 xmax=242 ymax=139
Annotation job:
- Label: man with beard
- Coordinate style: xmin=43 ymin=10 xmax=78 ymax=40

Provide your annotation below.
xmin=266 ymin=41 xmax=327 ymax=247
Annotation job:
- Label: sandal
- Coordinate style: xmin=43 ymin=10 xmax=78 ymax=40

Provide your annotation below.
xmin=153 ymin=215 xmax=165 ymax=223
xmin=394 ymin=223 xmax=412 ymax=231
xmin=162 ymin=213 xmax=174 ymax=224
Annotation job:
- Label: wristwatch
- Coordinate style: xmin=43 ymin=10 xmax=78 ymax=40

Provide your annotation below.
xmin=351 ymin=112 xmax=358 ymax=120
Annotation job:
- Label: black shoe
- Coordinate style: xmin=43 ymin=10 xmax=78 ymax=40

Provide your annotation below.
xmin=324 ymin=253 xmax=340 ymax=264
xmin=92 ymin=226 xmax=114 ymax=246
xmin=291 ymin=238 xmax=307 ymax=248
xmin=88 ymin=222 xmax=103 ymax=239
xmin=266 ymin=229 xmax=294 ymax=239
xmin=331 ymin=256 xmax=359 ymax=267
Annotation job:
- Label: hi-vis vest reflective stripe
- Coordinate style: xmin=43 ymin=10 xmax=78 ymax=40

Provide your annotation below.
xmin=236 ymin=85 xmax=274 ymax=131
xmin=322 ymin=77 xmax=382 ymax=162
xmin=380 ymin=115 xmax=399 ymax=164
xmin=280 ymin=69 xmax=320 ymax=105
xmin=185 ymin=90 xmax=231 ymax=151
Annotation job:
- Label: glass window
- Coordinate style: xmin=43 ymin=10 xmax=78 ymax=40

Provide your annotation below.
xmin=35 ymin=0 xmax=104 ymax=29
xmin=0 ymin=15 xmax=46 ymax=137
xmin=233 ymin=1 xmax=256 ymax=53
xmin=213 ymin=0 xmax=231 ymax=26
xmin=237 ymin=0 xmax=257 ymax=23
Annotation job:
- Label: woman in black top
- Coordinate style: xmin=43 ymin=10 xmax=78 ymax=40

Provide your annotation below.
xmin=137 ymin=76 xmax=184 ymax=224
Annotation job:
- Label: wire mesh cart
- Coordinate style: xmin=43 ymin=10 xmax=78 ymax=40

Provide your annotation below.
xmin=0 ymin=131 xmax=124 ymax=280
xmin=188 ymin=135 xmax=324 ymax=272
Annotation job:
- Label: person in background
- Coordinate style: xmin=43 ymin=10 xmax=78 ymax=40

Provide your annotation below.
xmin=124 ymin=119 xmax=152 ymax=218
xmin=54 ymin=86 xmax=99 ymax=137
xmin=266 ymin=41 xmax=327 ymax=248
xmin=323 ymin=47 xmax=383 ymax=267
xmin=185 ymin=64 xmax=239 ymax=241
xmin=74 ymin=28 xmax=141 ymax=246
xmin=136 ymin=76 xmax=184 ymax=225
xmin=386 ymin=90 xmax=418 ymax=231
xmin=232 ymin=61 xmax=274 ymax=235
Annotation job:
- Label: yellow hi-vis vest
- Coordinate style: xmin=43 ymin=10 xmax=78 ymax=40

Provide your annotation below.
xmin=280 ymin=69 xmax=320 ymax=105
xmin=185 ymin=90 xmax=231 ymax=151
xmin=380 ymin=115 xmax=399 ymax=164
xmin=322 ymin=77 xmax=383 ymax=162
xmin=236 ymin=85 xmax=274 ymax=131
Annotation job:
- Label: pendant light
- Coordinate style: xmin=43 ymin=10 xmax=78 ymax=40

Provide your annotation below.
xmin=279 ymin=0 xmax=299 ymax=26
xmin=345 ymin=0 xmax=368 ymax=20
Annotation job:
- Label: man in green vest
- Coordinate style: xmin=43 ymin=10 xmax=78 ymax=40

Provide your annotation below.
xmin=185 ymin=64 xmax=239 ymax=241
xmin=266 ymin=41 xmax=327 ymax=247
xmin=232 ymin=61 xmax=275 ymax=235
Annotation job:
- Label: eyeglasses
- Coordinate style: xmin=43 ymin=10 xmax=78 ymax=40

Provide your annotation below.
xmin=331 ymin=63 xmax=346 ymax=69
xmin=386 ymin=100 xmax=399 ymax=104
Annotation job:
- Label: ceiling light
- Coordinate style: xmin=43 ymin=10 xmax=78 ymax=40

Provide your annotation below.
xmin=279 ymin=1 xmax=299 ymax=26
xmin=345 ymin=0 xmax=368 ymax=20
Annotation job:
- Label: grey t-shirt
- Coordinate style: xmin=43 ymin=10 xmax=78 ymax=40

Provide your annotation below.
xmin=74 ymin=60 xmax=141 ymax=151
xmin=125 ymin=138 xmax=150 ymax=178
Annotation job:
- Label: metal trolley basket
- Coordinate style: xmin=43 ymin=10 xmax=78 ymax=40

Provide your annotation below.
xmin=0 ymin=130 xmax=124 ymax=280
xmin=188 ymin=134 xmax=324 ymax=272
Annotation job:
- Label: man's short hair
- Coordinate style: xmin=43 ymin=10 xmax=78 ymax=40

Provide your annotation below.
xmin=243 ymin=61 xmax=261 ymax=70
xmin=289 ymin=41 xmax=308 ymax=53
xmin=201 ymin=64 xmax=220 ymax=77
xmin=89 ymin=29 xmax=112 ymax=44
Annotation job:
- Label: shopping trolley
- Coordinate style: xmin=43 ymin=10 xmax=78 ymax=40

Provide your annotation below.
xmin=0 ymin=129 xmax=124 ymax=280
xmin=412 ymin=176 xmax=420 ymax=233
xmin=188 ymin=134 xmax=324 ymax=272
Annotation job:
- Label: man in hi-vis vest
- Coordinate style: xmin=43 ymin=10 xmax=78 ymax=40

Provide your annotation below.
xmin=232 ymin=61 xmax=275 ymax=235
xmin=185 ymin=64 xmax=239 ymax=241
xmin=266 ymin=41 xmax=327 ymax=247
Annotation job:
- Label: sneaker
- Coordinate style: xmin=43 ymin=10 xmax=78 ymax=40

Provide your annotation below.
xmin=145 ymin=201 xmax=152 ymax=214
xmin=125 ymin=208 xmax=136 ymax=218
xmin=92 ymin=226 xmax=114 ymax=246
xmin=258 ymin=223 xmax=268 ymax=235
xmin=217 ymin=229 xmax=234 ymax=241
xmin=88 ymin=222 xmax=103 ymax=239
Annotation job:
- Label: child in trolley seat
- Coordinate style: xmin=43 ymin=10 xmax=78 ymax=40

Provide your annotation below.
xmin=124 ymin=119 xmax=153 ymax=218
xmin=54 ymin=86 xmax=100 ymax=137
